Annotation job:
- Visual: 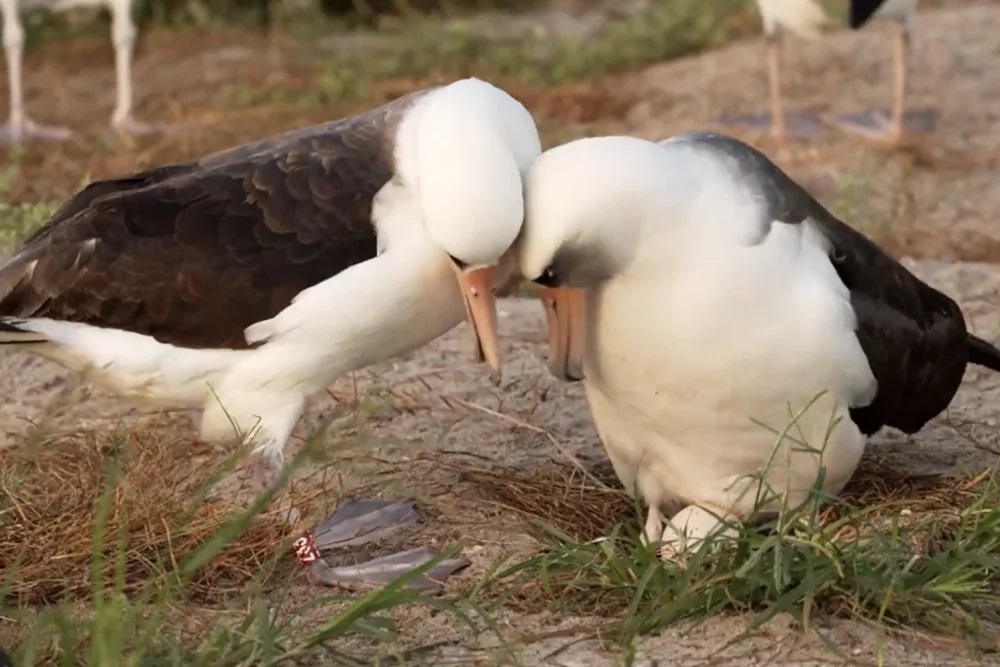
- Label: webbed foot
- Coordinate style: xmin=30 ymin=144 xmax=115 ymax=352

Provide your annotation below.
xmin=714 ymin=111 xmax=822 ymax=141
xmin=0 ymin=118 xmax=73 ymax=145
xmin=826 ymin=108 xmax=936 ymax=143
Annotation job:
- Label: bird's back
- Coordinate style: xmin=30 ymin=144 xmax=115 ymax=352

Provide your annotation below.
xmin=0 ymin=88 xmax=428 ymax=350
xmin=659 ymin=132 xmax=971 ymax=436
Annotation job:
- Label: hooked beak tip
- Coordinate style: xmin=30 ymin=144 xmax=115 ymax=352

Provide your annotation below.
xmin=454 ymin=263 xmax=503 ymax=384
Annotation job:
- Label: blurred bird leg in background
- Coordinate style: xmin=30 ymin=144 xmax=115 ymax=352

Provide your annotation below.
xmin=0 ymin=0 xmax=74 ymax=144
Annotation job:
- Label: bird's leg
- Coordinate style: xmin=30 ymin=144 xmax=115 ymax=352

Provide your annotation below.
xmin=657 ymin=503 xmax=739 ymax=563
xmin=0 ymin=0 xmax=72 ymax=144
xmin=1 ymin=0 xmax=24 ymax=139
xmin=829 ymin=21 xmax=921 ymax=143
xmin=240 ymin=437 xmax=285 ymax=494
xmin=766 ymin=31 xmax=787 ymax=143
xmin=888 ymin=21 xmax=910 ymax=143
xmin=260 ymin=0 xmax=284 ymax=69
xmin=640 ymin=504 xmax=664 ymax=548
xmin=236 ymin=436 xmax=306 ymax=524
xmin=714 ymin=29 xmax=819 ymax=140
xmin=107 ymin=0 xmax=162 ymax=135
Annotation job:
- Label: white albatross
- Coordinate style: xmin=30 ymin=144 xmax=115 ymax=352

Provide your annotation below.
xmin=0 ymin=77 xmax=541 ymax=488
xmin=513 ymin=132 xmax=1000 ymax=558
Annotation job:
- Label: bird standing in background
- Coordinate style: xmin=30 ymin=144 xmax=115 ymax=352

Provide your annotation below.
xmin=828 ymin=0 xmax=924 ymax=142
xmin=0 ymin=0 xmax=162 ymax=144
xmin=752 ymin=0 xmax=830 ymax=143
xmin=742 ymin=0 xmax=925 ymax=144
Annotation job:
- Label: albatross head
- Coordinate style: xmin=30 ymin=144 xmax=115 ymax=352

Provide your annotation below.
xmin=518 ymin=136 xmax=666 ymax=382
xmin=406 ymin=77 xmax=542 ymax=382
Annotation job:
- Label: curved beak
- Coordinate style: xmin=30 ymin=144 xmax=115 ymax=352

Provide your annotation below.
xmin=453 ymin=264 xmax=502 ymax=385
xmin=540 ymin=286 xmax=586 ymax=382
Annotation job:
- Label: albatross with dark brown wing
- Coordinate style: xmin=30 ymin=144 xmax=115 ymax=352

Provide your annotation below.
xmin=0 ymin=89 xmax=425 ymax=350
xmin=0 ymin=78 xmax=543 ymax=491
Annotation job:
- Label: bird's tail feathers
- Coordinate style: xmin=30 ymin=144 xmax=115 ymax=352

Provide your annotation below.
xmin=0 ymin=317 xmax=49 ymax=345
xmin=969 ymin=334 xmax=1000 ymax=373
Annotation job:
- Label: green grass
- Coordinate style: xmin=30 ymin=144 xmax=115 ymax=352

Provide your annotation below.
xmin=6 ymin=383 xmax=1000 ymax=664
xmin=4 ymin=0 xmax=994 ymax=659
xmin=346 ymin=0 xmax=750 ymax=86
xmin=0 ymin=159 xmax=60 ymax=248
xmin=488 ymin=481 xmax=1000 ymax=651
xmin=217 ymin=0 xmax=760 ymax=107
xmin=1 ymin=428 xmax=501 ymax=667
xmin=16 ymin=0 xmax=766 ymax=116
xmin=468 ymin=395 xmax=1000 ymax=661
xmin=0 ymin=200 xmax=58 ymax=248
xmin=828 ymin=156 xmax=896 ymax=247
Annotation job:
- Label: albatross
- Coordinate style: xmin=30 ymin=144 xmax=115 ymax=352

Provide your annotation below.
xmin=744 ymin=0 xmax=923 ymax=144
xmin=512 ymin=132 xmax=1000 ymax=559
xmin=0 ymin=76 xmax=541 ymax=488
xmin=0 ymin=0 xmax=165 ymax=143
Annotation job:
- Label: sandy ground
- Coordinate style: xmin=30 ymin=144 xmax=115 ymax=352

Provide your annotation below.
xmin=2 ymin=263 xmax=1000 ymax=665
xmin=3 ymin=2 xmax=1000 ymax=665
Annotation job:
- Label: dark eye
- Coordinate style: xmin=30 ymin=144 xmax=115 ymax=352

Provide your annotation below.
xmin=535 ymin=265 xmax=559 ymax=287
xmin=448 ymin=254 xmax=468 ymax=270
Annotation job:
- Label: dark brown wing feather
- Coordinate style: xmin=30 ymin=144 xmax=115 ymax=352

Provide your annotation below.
xmin=808 ymin=208 xmax=970 ymax=436
xmin=849 ymin=0 xmax=888 ymax=28
xmin=0 ymin=89 xmax=430 ymax=350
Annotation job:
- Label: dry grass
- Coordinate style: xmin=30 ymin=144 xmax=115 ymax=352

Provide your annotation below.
xmin=2 ymin=1 xmax=1000 ymax=662
xmin=0 ymin=419 xmax=479 ymax=665
xmin=0 ymin=424 xmax=335 ymax=607
xmin=466 ymin=455 xmax=994 ymax=554
xmin=463 ymin=463 xmax=630 ymax=544
xmin=472 ymin=447 xmax=1000 ymax=646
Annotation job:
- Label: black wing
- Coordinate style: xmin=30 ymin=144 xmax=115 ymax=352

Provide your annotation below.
xmin=0 ymin=89 xmax=430 ymax=350
xmin=809 ymin=208 xmax=969 ymax=435
xmin=849 ymin=0 xmax=888 ymax=29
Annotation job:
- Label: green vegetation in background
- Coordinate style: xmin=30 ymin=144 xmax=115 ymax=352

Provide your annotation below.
xmin=337 ymin=0 xmax=752 ymax=84
xmin=0 ymin=159 xmax=60 ymax=248
xmin=2 ymin=431 xmax=495 ymax=667
xmin=217 ymin=0 xmax=761 ymax=107
xmin=18 ymin=0 xmax=760 ymax=82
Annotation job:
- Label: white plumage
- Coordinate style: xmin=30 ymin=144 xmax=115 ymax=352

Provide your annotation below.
xmin=515 ymin=131 xmax=995 ymax=557
xmin=755 ymin=0 xmax=829 ymax=40
xmin=0 ymin=78 xmax=541 ymax=488
xmin=518 ymin=134 xmax=875 ymax=553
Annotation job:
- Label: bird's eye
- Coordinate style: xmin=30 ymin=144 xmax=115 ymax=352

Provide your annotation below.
xmin=448 ymin=254 xmax=468 ymax=270
xmin=535 ymin=266 xmax=559 ymax=287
